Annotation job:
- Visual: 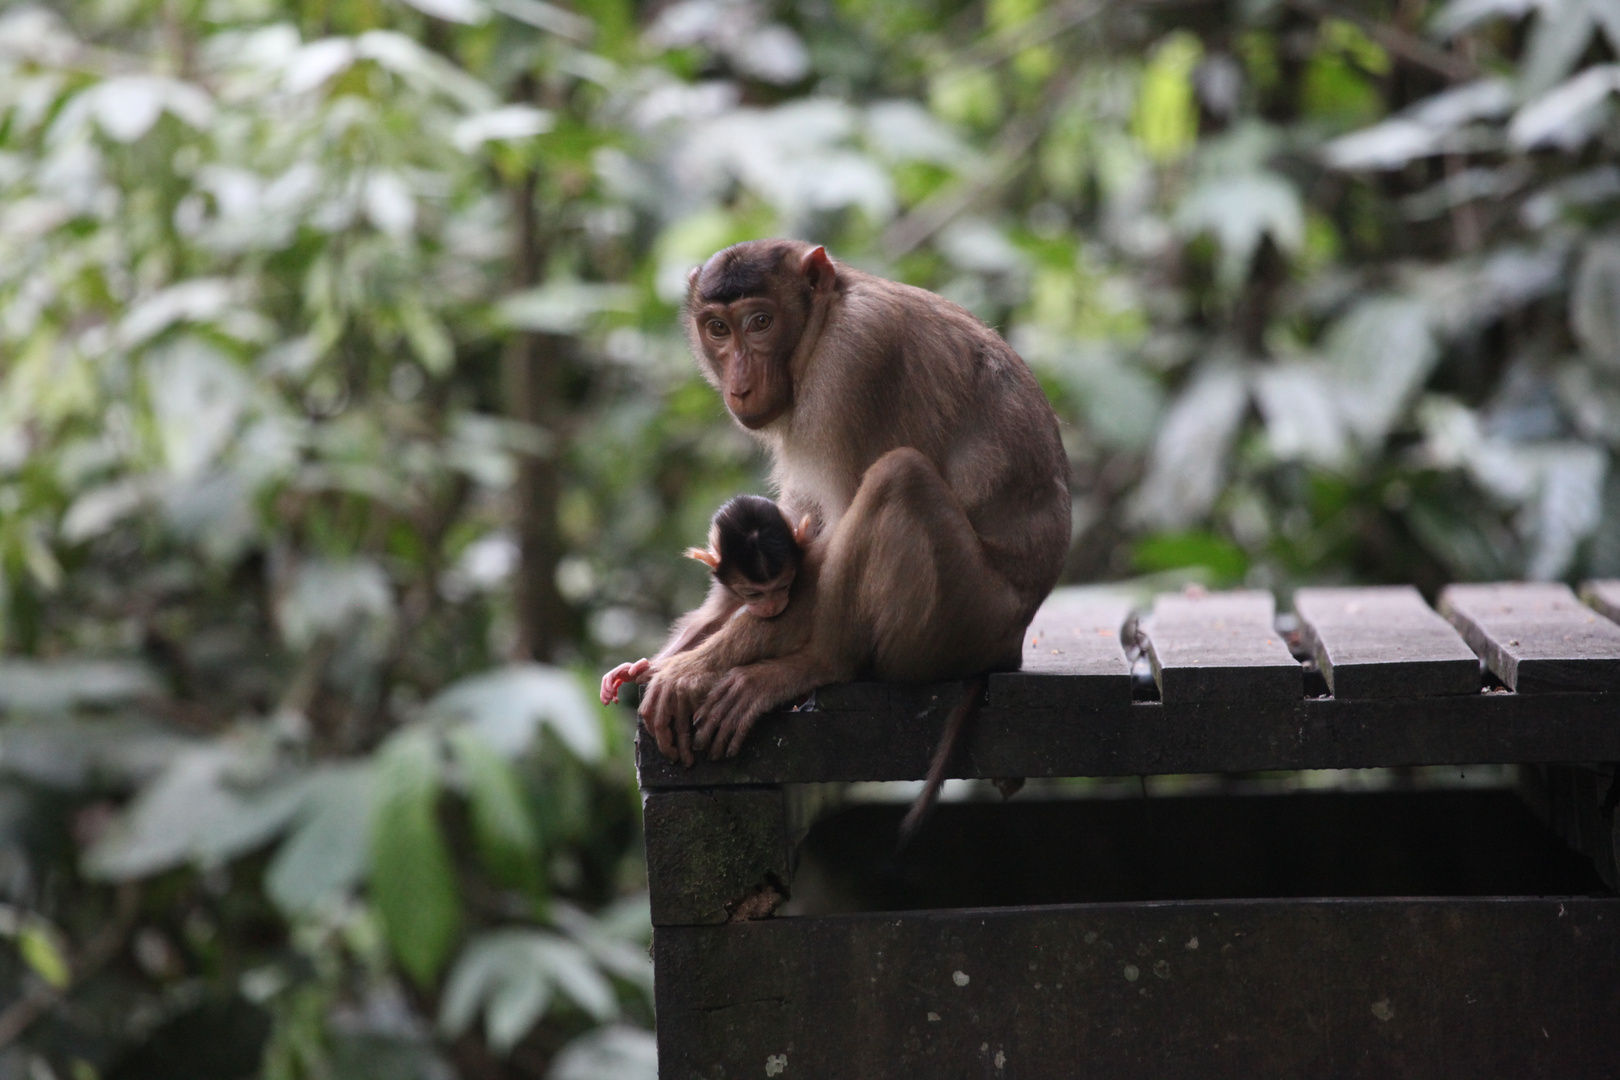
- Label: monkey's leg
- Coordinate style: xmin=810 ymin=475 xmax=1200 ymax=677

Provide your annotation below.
xmin=692 ymin=447 xmax=1027 ymax=758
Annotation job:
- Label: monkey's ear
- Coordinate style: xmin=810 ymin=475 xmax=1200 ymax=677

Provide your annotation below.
xmin=801 ymin=245 xmax=836 ymax=292
xmin=686 ymin=266 xmax=700 ymax=292
xmin=684 ymin=546 xmax=721 ymax=570
xmin=793 ymin=514 xmax=814 ymax=547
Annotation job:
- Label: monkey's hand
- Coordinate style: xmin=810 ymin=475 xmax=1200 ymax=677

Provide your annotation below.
xmin=639 ymin=654 xmax=720 ymax=766
xmin=599 ymin=659 xmax=651 ymax=705
xmin=694 ymin=659 xmax=822 ymax=760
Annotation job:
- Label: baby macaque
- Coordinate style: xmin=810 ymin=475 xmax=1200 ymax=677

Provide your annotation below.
xmin=600 ymin=495 xmax=813 ymax=705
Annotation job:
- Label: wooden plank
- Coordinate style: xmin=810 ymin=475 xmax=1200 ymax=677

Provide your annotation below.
xmin=1580 ymin=579 xmax=1620 ymax=623
xmin=643 ymin=788 xmax=791 ymax=926
xmin=1440 ymin=582 xmax=1620 ymax=692
xmin=987 ymin=590 xmax=1134 ymax=708
xmin=655 ymin=898 xmax=1620 ymax=1079
xmin=1142 ymin=591 xmax=1300 ymax=703
xmin=1293 ymin=586 xmax=1479 ymax=699
xmin=635 ymin=689 xmax=1620 ymax=787
xmin=1518 ymin=764 xmax=1620 ymax=893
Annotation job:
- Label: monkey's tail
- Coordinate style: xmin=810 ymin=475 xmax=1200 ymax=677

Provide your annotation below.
xmin=897 ymin=675 xmax=987 ymax=846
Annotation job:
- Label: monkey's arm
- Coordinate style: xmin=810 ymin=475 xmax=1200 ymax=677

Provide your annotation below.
xmin=655 ymin=580 xmax=743 ymax=661
xmin=640 ymin=574 xmax=817 ymax=765
xmin=601 ymin=581 xmax=741 ymax=706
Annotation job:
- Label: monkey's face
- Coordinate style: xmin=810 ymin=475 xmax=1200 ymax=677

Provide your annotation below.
xmin=692 ymin=298 xmax=797 ymax=430
xmin=725 ymin=566 xmax=796 ymax=618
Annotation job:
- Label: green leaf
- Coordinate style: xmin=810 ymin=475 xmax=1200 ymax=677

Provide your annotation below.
xmin=1133 ymin=32 xmax=1201 ymax=162
xmin=18 ymin=922 xmax=70 ymax=989
xmin=550 ymin=1026 xmax=658 ymax=1080
xmin=398 ymin=302 xmax=455 ymax=376
xmin=266 ymin=766 xmax=373 ymax=915
xmin=427 ymin=664 xmax=603 ymax=762
xmin=369 ymin=733 xmax=460 ymax=987
xmin=1572 ymin=237 xmax=1620 ymax=369
xmin=439 ymin=930 xmax=617 ymax=1054
xmin=1133 ymin=531 xmax=1248 ymax=586
xmin=449 ymin=728 xmax=544 ymax=899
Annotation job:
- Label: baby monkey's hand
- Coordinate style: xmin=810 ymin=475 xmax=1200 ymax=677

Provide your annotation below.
xmin=599 ymin=658 xmax=651 ymax=704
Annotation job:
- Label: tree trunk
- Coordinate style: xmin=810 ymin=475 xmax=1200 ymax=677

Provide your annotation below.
xmin=504 ymin=168 xmax=571 ymax=662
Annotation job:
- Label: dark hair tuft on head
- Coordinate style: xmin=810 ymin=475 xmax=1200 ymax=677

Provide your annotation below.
xmin=711 ymin=495 xmax=801 ymax=584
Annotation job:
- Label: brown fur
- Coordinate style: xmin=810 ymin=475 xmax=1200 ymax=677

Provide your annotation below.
xmin=641 ymin=240 xmax=1070 ymax=768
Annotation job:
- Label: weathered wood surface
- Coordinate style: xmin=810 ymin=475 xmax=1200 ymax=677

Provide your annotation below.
xmin=1518 ymin=764 xmax=1619 ymax=893
xmin=636 ymin=689 xmax=1620 ymax=787
xmin=1142 ymin=591 xmax=1301 ymax=703
xmin=986 ymin=591 xmax=1133 ymax=707
xmin=1580 ymin=579 xmax=1620 ymax=623
xmin=643 ymin=788 xmax=791 ymax=926
xmin=1440 ymin=582 xmax=1620 ymax=692
xmin=655 ymin=897 xmax=1620 ymax=1080
xmin=1293 ymin=586 xmax=1479 ymax=699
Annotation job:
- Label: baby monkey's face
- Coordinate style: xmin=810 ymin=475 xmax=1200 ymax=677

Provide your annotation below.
xmin=724 ymin=566 xmax=795 ymax=618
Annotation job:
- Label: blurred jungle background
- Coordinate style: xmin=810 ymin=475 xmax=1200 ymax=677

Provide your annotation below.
xmin=0 ymin=0 xmax=1617 ymax=1072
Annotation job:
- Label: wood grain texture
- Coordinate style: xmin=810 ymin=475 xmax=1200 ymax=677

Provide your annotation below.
xmin=987 ymin=590 xmax=1134 ymax=707
xmin=1580 ymin=579 xmax=1620 ymax=624
xmin=655 ymin=898 xmax=1620 ymax=1079
xmin=1142 ymin=591 xmax=1301 ymax=703
xmin=1440 ymin=582 xmax=1620 ymax=692
xmin=635 ymin=690 xmax=1620 ymax=787
xmin=1293 ymin=585 xmax=1479 ymax=699
xmin=643 ymin=788 xmax=790 ymax=926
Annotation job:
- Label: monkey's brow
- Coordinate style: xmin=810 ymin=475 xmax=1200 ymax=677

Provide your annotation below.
xmin=700 ymin=258 xmax=772 ymax=303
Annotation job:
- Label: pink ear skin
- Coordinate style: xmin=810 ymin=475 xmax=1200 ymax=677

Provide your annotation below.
xmin=685 ymin=546 xmax=721 ymax=570
xmin=686 ymin=266 xmax=700 ymax=293
xmin=793 ymin=515 xmax=814 ymax=548
xmin=800 ymin=245 xmax=836 ymax=293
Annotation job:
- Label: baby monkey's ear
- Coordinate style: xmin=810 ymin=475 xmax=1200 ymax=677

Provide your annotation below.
xmin=684 ymin=546 xmax=721 ymax=570
xmin=793 ymin=515 xmax=814 ymax=547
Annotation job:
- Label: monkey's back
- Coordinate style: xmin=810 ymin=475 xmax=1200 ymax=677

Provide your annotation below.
xmin=777 ymin=266 xmax=1071 ymax=611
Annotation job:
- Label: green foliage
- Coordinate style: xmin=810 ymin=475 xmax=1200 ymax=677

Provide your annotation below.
xmin=4 ymin=0 xmax=1620 ymax=1072
xmin=369 ymin=731 xmax=461 ymax=987
xmin=1134 ymin=532 xmax=1249 ymax=587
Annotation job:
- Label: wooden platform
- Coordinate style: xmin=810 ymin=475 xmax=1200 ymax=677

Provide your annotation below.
xmin=638 ymin=583 xmax=1620 ymax=1078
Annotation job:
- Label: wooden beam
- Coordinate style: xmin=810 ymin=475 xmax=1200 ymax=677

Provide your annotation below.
xmin=636 ymin=689 xmax=1620 ymax=787
xmin=655 ymin=897 xmax=1620 ymax=1078
xmin=643 ymin=788 xmax=792 ymax=926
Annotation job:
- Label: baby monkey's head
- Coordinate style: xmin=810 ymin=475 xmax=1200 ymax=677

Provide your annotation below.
xmin=687 ymin=495 xmax=811 ymax=618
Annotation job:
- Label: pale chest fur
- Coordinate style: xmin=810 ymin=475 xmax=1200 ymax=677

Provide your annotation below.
xmin=768 ymin=429 xmax=859 ymax=530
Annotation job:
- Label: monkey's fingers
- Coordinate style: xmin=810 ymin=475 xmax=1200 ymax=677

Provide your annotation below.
xmin=697 ymin=676 xmax=752 ymax=761
xmin=674 ymin=712 xmax=695 ymax=768
xmin=600 ymin=663 xmax=634 ymax=704
xmin=723 ymin=710 xmax=761 ymax=759
xmin=691 ymin=710 xmax=716 ymax=755
xmin=630 ymin=657 xmax=651 ymax=681
xmin=641 ymin=683 xmax=680 ymax=762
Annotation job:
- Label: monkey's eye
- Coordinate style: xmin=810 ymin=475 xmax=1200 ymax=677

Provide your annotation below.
xmin=747 ymin=313 xmax=772 ymax=332
xmin=706 ymin=319 xmax=730 ymax=337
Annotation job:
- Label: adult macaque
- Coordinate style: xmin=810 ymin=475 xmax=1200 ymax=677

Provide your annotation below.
xmin=640 ymin=239 xmax=1071 ymax=786
xmin=601 ymin=495 xmax=814 ymax=705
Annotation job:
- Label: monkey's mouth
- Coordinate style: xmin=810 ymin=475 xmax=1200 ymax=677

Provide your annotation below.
xmin=729 ymin=402 xmax=786 ymax=430
xmin=745 ymin=594 xmax=790 ymax=618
